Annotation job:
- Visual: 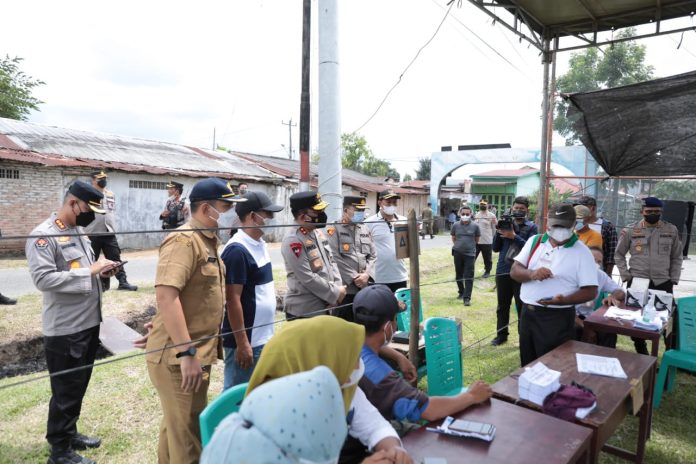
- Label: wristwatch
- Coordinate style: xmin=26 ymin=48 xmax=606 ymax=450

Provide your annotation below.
xmin=175 ymin=346 xmax=197 ymax=358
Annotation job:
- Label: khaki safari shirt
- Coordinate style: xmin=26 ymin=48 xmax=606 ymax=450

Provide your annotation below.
xmin=325 ymin=223 xmax=376 ymax=295
xmin=615 ymin=219 xmax=682 ymax=285
xmin=146 ymin=218 xmax=225 ymax=366
xmin=281 ymin=225 xmax=342 ymax=317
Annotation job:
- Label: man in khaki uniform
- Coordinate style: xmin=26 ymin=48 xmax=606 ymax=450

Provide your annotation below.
xmin=146 ymin=177 xmax=245 ymax=464
xmin=420 ymin=202 xmax=434 ymax=239
xmin=325 ymin=196 xmax=376 ymax=321
xmin=615 ymin=196 xmax=682 ymax=354
xmin=281 ymin=191 xmax=347 ymax=319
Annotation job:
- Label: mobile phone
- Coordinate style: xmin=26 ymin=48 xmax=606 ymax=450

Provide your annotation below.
xmin=448 ymin=419 xmax=494 ymax=435
xmin=102 ymin=260 xmax=128 ymax=273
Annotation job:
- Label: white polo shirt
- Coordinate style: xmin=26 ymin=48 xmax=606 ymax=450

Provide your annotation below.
xmin=365 ymin=211 xmax=408 ymax=284
xmin=514 ymin=233 xmax=598 ymax=308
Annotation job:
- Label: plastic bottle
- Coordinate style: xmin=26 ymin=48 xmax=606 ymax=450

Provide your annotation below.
xmin=642 ymin=302 xmax=656 ymax=323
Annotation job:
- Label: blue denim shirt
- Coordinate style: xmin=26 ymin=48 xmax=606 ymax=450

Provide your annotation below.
xmin=492 ymin=219 xmax=538 ymax=275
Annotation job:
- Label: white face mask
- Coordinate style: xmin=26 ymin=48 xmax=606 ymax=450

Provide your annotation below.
xmin=548 ymin=227 xmax=573 ymax=242
xmin=461 ymin=214 xmax=471 ymax=222
xmin=341 ymin=358 xmax=365 ymax=389
xmin=382 ymin=205 xmax=397 ymax=216
xmin=210 ymin=205 xmax=238 ymax=232
xmin=382 ymin=321 xmax=395 ymax=347
xmin=253 ymin=212 xmax=275 ymax=236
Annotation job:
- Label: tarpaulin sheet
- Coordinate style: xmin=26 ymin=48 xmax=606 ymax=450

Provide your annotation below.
xmin=565 ymin=70 xmax=696 ymax=177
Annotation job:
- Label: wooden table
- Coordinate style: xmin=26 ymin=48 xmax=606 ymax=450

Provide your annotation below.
xmin=582 ymin=306 xmax=673 ymax=358
xmin=492 ymin=341 xmax=656 ymax=464
xmin=402 ymin=398 xmax=592 ymax=464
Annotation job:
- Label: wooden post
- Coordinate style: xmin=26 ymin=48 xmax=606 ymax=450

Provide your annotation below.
xmin=407 ymin=209 xmax=421 ymax=366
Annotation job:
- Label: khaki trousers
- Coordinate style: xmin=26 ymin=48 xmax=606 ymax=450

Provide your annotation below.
xmin=148 ymin=362 xmax=211 ymax=464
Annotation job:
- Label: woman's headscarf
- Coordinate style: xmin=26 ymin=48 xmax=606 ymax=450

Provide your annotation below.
xmin=247 ymin=315 xmax=365 ymax=413
xmin=201 ymin=366 xmax=346 ymax=464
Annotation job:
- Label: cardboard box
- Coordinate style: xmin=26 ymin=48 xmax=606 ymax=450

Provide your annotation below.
xmin=647 ymin=290 xmax=674 ymax=313
xmin=626 ymin=278 xmax=650 ymax=309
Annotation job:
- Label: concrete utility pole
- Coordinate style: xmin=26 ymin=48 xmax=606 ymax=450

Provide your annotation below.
xmin=318 ymin=0 xmax=343 ymax=222
xmin=299 ymin=0 xmax=311 ymax=192
xmin=282 ymin=119 xmax=297 ymax=160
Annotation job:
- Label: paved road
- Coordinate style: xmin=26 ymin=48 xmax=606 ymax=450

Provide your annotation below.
xmin=1 ymin=234 xmax=452 ymax=297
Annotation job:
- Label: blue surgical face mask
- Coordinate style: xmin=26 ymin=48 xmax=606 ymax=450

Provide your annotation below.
xmin=351 ymin=211 xmax=365 ymax=223
xmin=575 ymin=220 xmax=584 ymax=231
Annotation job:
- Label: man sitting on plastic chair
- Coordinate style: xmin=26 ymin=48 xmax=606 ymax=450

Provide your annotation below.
xmin=353 ymin=285 xmax=492 ymax=426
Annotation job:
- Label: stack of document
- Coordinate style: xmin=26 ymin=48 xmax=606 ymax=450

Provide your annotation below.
xmin=604 ymin=306 xmax=642 ymax=322
xmin=576 ymin=353 xmax=627 ymax=379
xmin=633 ymin=312 xmax=665 ymax=331
xmin=518 ymin=362 xmax=561 ymax=406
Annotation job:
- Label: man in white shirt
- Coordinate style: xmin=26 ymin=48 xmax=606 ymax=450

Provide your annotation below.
xmin=511 ymin=203 xmax=598 ymax=366
xmin=474 ymin=200 xmax=497 ymax=278
xmin=366 ymin=189 xmax=408 ymax=292
xmin=221 ymin=191 xmax=284 ymax=389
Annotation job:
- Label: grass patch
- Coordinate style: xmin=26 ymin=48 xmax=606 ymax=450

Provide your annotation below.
xmin=0 ymin=248 xmax=694 ymax=463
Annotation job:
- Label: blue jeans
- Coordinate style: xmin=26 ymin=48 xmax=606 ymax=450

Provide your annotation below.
xmin=223 ymin=345 xmax=264 ymax=390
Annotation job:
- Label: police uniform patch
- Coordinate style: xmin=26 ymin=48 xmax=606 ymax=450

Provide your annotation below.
xmin=304 ymin=239 xmax=314 ymax=247
xmin=58 ymin=236 xmax=71 ymax=243
xmin=309 ymin=249 xmax=320 ymax=258
xmin=69 ymin=260 xmax=81 ymax=269
xmin=290 ymin=242 xmax=303 ymax=258
xmin=299 ymin=227 xmax=308 ymax=235
xmin=311 ymin=258 xmax=323 ymax=270
xmin=35 ymin=237 xmax=49 ymax=248
xmin=327 ymin=227 xmax=336 ymax=236
xmin=342 ymin=243 xmax=350 ymax=252
xmin=54 ymin=219 xmax=67 ymax=231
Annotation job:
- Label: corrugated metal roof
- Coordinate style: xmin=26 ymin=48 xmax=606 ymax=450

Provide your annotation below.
xmin=234 ymin=152 xmax=426 ymax=195
xmin=0 ymin=118 xmax=279 ymax=181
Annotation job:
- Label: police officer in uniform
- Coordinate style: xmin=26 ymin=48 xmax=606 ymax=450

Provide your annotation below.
xmin=160 ymin=180 xmax=189 ymax=229
xmin=325 ymin=196 xmax=376 ymax=320
xmin=26 ymin=181 xmax=119 ymax=464
xmin=146 ymin=177 xmax=245 ymax=463
xmin=281 ymin=191 xmax=347 ymax=319
xmin=615 ymin=196 xmax=682 ymax=354
xmin=84 ymin=170 xmax=137 ymax=291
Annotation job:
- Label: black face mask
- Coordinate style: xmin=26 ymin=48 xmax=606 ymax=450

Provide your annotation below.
xmin=644 ymin=213 xmax=661 ymax=225
xmin=97 ymin=179 xmax=107 ymax=188
xmin=311 ymin=211 xmax=328 ymax=228
xmin=75 ymin=207 xmax=96 ymax=227
xmin=480 ymin=206 xmax=487 ymax=211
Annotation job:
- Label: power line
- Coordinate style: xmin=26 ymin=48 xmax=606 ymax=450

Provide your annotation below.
xmin=352 ymin=0 xmax=456 ymax=133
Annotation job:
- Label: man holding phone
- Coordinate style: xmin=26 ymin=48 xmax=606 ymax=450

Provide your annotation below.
xmin=511 ymin=203 xmax=598 ymax=366
xmin=26 ymin=181 xmax=119 ymax=464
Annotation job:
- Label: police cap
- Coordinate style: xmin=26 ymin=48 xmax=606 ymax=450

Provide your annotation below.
xmin=166 ymin=180 xmax=184 ymax=189
xmin=378 ymin=189 xmax=400 ymax=200
xmin=189 ymin=178 xmax=246 ymax=203
xmin=353 ymin=285 xmax=405 ymax=324
xmin=69 ymin=181 xmax=105 ymax=214
xmin=90 ymin=170 xmax=108 ymax=179
xmin=290 ymin=191 xmax=329 ymax=211
xmin=343 ymin=196 xmax=367 ymax=210
xmin=642 ymin=197 xmax=663 ymax=208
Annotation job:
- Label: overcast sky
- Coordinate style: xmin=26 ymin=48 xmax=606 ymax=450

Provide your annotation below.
xmin=4 ymin=0 xmax=696 ymax=178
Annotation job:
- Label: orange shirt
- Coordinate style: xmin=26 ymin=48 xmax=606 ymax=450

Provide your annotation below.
xmin=577 ymin=228 xmax=603 ymax=248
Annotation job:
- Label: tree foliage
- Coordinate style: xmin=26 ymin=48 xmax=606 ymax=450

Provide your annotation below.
xmin=402 ymin=173 xmax=413 ymax=182
xmin=554 ymin=28 xmax=654 ymax=145
xmin=415 ymin=156 xmax=430 ymax=180
xmin=0 ymin=55 xmax=44 ymax=120
xmin=341 ymin=132 xmax=400 ymax=181
xmin=653 ymin=180 xmax=696 ymax=202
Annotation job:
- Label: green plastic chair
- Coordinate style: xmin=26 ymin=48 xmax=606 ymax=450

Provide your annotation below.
xmin=424 ymin=317 xmax=466 ymax=397
xmin=593 ymin=291 xmax=611 ymax=310
xmin=653 ymin=296 xmax=696 ymax=409
xmin=394 ymin=288 xmax=424 ymax=332
xmin=199 ymin=382 xmax=248 ymax=446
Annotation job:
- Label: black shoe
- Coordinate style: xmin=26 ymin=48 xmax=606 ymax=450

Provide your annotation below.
xmin=71 ymin=433 xmax=102 ymax=450
xmin=117 ymin=281 xmax=138 ymax=291
xmin=491 ymin=337 xmax=508 ymax=346
xmin=482 ymin=272 xmax=491 ymax=278
xmin=48 ymin=449 xmax=96 ymax=464
xmin=457 ymin=293 xmax=463 ymax=300
xmin=0 ymin=293 xmax=17 ymax=305
xmin=463 ymin=299 xmax=471 ymax=306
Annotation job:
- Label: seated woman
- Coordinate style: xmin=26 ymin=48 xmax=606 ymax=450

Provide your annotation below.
xmin=247 ymin=315 xmax=413 ymax=464
xmin=201 ymin=366 xmax=346 ymax=463
xmin=575 ymin=246 xmax=625 ymax=347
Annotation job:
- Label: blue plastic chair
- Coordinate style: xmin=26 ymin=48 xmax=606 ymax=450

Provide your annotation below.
xmin=199 ymin=382 xmax=248 ymax=446
xmin=424 ymin=317 xmax=466 ymax=397
xmin=653 ymin=296 xmax=696 ymax=409
xmin=394 ymin=288 xmax=424 ymax=332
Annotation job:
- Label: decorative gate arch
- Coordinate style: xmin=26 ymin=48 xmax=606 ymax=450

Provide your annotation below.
xmin=429 ymin=146 xmax=595 ymax=210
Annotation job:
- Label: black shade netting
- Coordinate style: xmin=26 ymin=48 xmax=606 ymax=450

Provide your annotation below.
xmin=565 ymin=70 xmax=696 ymax=177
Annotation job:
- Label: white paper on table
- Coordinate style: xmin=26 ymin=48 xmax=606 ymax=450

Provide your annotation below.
xmin=576 ymin=353 xmax=627 ymax=379
xmin=604 ymin=306 xmax=642 ymax=322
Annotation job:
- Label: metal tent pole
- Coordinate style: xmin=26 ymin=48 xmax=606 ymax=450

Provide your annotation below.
xmin=537 ymin=38 xmax=552 ymax=230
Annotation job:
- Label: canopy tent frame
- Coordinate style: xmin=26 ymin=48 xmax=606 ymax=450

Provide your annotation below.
xmin=465 ymin=0 xmax=696 ymax=229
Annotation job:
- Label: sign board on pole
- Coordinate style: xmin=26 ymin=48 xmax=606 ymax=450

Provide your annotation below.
xmin=394 ymin=223 xmax=409 ymax=259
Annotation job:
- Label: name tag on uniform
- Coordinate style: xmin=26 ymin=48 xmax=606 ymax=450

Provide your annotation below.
xmin=60 ymin=242 xmax=77 ymax=249
xmin=207 ymin=256 xmax=217 ymax=263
